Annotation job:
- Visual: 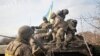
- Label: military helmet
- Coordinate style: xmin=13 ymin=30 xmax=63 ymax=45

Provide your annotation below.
xmin=18 ymin=25 xmax=33 ymax=38
xmin=62 ymin=9 xmax=69 ymax=15
xmin=43 ymin=17 xmax=47 ymax=20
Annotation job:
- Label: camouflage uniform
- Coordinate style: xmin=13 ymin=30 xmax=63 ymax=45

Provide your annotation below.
xmin=64 ymin=19 xmax=77 ymax=47
xmin=5 ymin=25 xmax=33 ymax=56
xmin=50 ymin=14 xmax=66 ymax=48
xmin=39 ymin=17 xmax=51 ymax=33
xmin=30 ymin=33 xmax=50 ymax=56
xmin=53 ymin=9 xmax=69 ymax=49
xmin=54 ymin=15 xmax=67 ymax=49
xmin=49 ymin=12 xmax=57 ymax=43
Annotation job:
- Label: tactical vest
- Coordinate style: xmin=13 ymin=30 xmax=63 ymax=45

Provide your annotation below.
xmin=5 ymin=41 xmax=22 ymax=56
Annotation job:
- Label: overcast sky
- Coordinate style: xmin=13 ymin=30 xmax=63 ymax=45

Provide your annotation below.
xmin=0 ymin=0 xmax=98 ymax=36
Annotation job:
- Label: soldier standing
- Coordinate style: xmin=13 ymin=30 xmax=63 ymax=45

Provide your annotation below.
xmin=53 ymin=9 xmax=69 ymax=49
xmin=5 ymin=25 xmax=33 ymax=56
xmin=50 ymin=12 xmax=57 ymax=43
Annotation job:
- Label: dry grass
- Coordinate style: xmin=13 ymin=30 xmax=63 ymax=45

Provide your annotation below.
xmin=78 ymin=31 xmax=100 ymax=45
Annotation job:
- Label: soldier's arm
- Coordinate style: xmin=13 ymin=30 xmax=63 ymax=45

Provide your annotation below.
xmin=53 ymin=17 xmax=60 ymax=28
xmin=47 ymin=23 xmax=52 ymax=28
xmin=31 ymin=36 xmax=45 ymax=50
xmin=39 ymin=23 xmax=43 ymax=28
xmin=68 ymin=21 xmax=77 ymax=32
xmin=68 ymin=24 xmax=75 ymax=30
xmin=32 ymin=45 xmax=40 ymax=55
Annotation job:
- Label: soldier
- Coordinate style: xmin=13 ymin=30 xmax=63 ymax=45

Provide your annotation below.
xmin=64 ymin=19 xmax=77 ymax=48
xmin=5 ymin=25 xmax=33 ymax=56
xmin=52 ymin=9 xmax=69 ymax=49
xmin=57 ymin=9 xmax=69 ymax=19
xmin=30 ymin=30 xmax=50 ymax=56
xmin=38 ymin=17 xmax=51 ymax=33
xmin=49 ymin=12 xmax=57 ymax=43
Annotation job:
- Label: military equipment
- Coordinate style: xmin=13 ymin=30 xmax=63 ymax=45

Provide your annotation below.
xmin=1 ymin=33 xmax=100 ymax=56
xmin=0 ymin=20 xmax=99 ymax=56
xmin=0 ymin=35 xmax=15 ymax=45
xmin=0 ymin=35 xmax=15 ymax=39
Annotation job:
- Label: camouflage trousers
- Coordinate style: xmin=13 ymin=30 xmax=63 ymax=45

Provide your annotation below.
xmin=64 ymin=31 xmax=75 ymax=47
xmin=56 ymin=28 xmax=65 ymax=49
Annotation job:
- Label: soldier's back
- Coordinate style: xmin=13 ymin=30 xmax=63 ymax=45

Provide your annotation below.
xmin=5 ymin=40 xmax=32 ymax=56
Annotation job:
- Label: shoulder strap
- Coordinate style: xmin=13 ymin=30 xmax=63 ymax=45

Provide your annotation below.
xmin=12 ymin=43 xmax=22 ymax=55
xmin=5 ymin=41 xmax=22 ymax=56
